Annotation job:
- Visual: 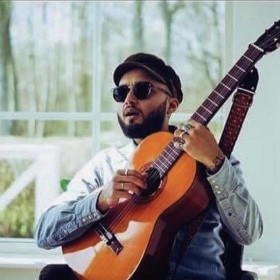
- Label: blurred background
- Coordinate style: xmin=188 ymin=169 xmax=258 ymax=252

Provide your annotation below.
xmin=0 ymin=1 xmax=279 ymax=280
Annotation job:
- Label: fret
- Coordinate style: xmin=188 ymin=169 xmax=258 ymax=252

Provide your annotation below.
xmin=193 ymin=111 xmax=207 ymax=122
xmin=234 ymin=64 xmax=246 ymax=72
xmin=222 ymin=75 xmax=237 ymax=87
xmin=154 ymin=163 xmax=166 ymax=174
xmin=213 ymin=91 xmax=225 ymax=99
xmin=157 ymin=156 xmax=169 ymax=170
xmin=236 ymin=60 xmax=252 ymax=70
xmin=166 ymin=143 xmax=182 ymax=158
xmin=151 ymin=141 xmax=183 ymax=177
xmin=243 ymin=55 xmax=253 ymax=62
xmin=207 ymin=97 xmax=218 ymax=107
xmin=220 ymin=82 xmax=231 ymax=91
xmin=251 ymin=43 xmax=264 ymax=52
xmin=202 ymin=102 xmax=216 ymax=115
xmin=227 ymin=73 xmax=238 ymax=81
xmin=167 ymin=149 xmax=181 ymax=160
xmin=201 ymin=105 xmax=212 ymax=114
xmin=153 ymin=158 xmax=168 ymax=174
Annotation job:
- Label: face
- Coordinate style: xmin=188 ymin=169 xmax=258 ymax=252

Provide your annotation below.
xmin=115 ymin=69 xmax=179 ymax=142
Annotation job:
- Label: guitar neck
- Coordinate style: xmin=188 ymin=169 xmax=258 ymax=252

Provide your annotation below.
xmin=191 ymin=44 xmax=264 ymax=125
xmin=152 ymin=44 xmax=264 ymax=178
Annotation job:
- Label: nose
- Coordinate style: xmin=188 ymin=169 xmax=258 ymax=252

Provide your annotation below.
xmin=124 ymin=87 xmax=137 ymax=103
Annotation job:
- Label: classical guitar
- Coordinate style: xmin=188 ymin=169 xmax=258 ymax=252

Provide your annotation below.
xmin=63 ymin=20 xmax=280 ymax=280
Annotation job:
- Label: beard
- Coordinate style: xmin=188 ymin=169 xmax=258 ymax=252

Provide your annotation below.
xmin=118 ymin=99 xmax=167 ymax=139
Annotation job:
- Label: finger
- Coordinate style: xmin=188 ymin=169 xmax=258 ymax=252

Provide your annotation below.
xmin=121 ymin=168 xmax=129 ymax=176
xmin=117 ymin=169 xmax=144 ymax=181
xmin=116 ymin=188 xmax=133 ymax=201
xmin=120 ymin=182 xmax=142 ymax=196
xmin=122 ymin=170 xmax=147 ymax=189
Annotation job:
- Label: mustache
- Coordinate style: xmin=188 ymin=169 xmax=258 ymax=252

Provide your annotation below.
xmin=123 ymin=105 xmax=142 ymax=117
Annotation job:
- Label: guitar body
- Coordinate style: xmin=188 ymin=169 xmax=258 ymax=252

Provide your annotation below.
xmin=62 ymin=132 xmax=211 ymax=280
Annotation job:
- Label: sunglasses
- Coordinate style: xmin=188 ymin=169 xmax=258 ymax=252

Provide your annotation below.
xmin=112 ymin=81 xmax=172 ymax=103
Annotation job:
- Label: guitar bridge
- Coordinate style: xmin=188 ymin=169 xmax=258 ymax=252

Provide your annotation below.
xmin=94 ymin=223 xmax=123 ymax=255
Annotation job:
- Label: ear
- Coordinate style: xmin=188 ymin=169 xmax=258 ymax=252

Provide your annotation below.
xmin=167 ymin=98 xmax=179 ymax=116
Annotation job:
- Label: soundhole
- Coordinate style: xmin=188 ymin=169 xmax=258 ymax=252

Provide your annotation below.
xmin=141 ymin=167 xmax=161 ymax=198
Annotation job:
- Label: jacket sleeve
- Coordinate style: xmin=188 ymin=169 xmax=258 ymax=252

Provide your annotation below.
xmin=35 ymin=155 xmax=107 ymax=250
xmin=207 ymin=155 xmax=263 ymax=245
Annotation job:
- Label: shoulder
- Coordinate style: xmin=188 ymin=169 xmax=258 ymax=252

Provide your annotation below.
xmin=92 ymin=141 xmax=135 ymax=163
xmin=77 ymin=141 xmax=135 ymax=176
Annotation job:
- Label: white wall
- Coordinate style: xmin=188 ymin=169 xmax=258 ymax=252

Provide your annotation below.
xmin=228 ymin=2 xmax=280 ymax=263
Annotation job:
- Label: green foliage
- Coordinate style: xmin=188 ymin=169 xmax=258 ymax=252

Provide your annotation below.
xmin=60 ymin=178 xmax=70 ymax=192
xmin=0 ymin=160 xmax=35 ymax=238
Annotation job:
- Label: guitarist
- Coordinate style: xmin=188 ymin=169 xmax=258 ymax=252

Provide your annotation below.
xmin=35 ymin=52 xmax=263 ymax=280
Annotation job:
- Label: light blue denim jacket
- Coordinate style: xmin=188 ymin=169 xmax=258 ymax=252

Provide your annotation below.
xmin=35 ymin=141 xmax=263 ymax=280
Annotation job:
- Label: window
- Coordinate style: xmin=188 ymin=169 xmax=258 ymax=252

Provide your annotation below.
xmin=0 ymin=1 xmax=225 ymax=257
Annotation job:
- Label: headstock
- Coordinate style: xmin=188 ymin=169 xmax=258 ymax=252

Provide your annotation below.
xmin=254 ymin=19 xmax=280 ymax=53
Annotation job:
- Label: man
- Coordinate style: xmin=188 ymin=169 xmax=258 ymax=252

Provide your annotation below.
xmin=35 ymin=52 xmax=263 ymax=280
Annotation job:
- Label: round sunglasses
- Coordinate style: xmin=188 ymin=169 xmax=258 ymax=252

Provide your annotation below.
xmin=112 ymin=81 xmax=172 ymax=103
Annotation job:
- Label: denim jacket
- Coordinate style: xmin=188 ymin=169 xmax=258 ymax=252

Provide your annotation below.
xmin=35 ymin=141 xmax=263 ymax=280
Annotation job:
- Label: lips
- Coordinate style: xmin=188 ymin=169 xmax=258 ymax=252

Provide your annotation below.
xmin=123 ymin=107 xmax=140 ymax=117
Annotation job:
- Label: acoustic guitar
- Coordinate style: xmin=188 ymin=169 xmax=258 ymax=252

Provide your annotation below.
xmin=63 ymin=19 xmax=280 ymax=280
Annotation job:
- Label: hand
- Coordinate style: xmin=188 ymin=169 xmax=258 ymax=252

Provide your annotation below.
xmin=174 ymin=119 xmax=225 ymax=170
xmin=97 ymin=169 xmax=147 ymax=212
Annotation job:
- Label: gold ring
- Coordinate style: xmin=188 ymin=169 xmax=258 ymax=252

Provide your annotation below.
xmin=121 ymin=182 xmax=125 ymax=190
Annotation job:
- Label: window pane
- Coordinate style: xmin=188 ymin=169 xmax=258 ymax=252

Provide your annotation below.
xmin=6 ymin=2 xmax=95 ymax=112
xmin=0 ymin=158 xmax=34 ymax=238
xmin=0 ymin=120 xmax=93 ymax=238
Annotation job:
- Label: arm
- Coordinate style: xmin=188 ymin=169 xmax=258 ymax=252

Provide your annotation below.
xmin=35 ymin=156 xmax=107 ymax=249
xmin=35 ymin=145 xmax=146 ymax=250
xmin=207 ymin=156 xmax=263 ymax=245
xmin=174 ymin=120 xmax=263 ymax=245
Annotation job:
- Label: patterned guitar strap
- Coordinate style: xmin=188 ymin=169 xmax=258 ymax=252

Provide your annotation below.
xmin=170 ymin=66 xmax=259 ymax=279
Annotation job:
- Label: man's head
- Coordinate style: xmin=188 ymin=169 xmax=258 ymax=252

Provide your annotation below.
xmin=112 ymin=53 xmax=183 ymax=142
xmin=113 ymin=52 xmax=183 ymax=104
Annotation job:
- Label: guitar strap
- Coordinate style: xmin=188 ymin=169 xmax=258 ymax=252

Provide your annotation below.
xmin=219 ymin=66 xmax=259 ymax=158
xmin=170 ymin=66 xmax=259 ymax=279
